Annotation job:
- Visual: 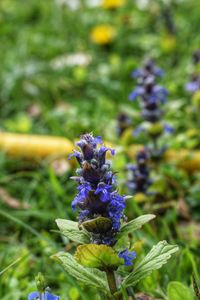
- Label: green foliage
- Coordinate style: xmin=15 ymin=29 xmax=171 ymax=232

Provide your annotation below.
xmin=52 ymin=252 xmax=109 ymax=293
xmin=114 ymin=236 xmax=130 ymax=252
xmin=56 ymin=219 xmax=90 ymax=244
xmin=167 ymin=281 xmax=194 ymax=300
xmin=82 ymin=217 xmax=112 ymax=234
xmin=0 ymin=0 xmax=200 ymax=298
xmin=121 ymin=241 xmax=179 ymax=288
xmin=75 ymin=244 xmax=123 ymax=269
xmin=117 ymin=214 xmax=155 ymax=238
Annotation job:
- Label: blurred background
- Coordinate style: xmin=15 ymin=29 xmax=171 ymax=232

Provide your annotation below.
xmin=0 ymin=0 xmax=200 ymax=299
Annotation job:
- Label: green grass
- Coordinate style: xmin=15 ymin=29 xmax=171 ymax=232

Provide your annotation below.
xmin=0 ymin=0 xmax=200 ymax=299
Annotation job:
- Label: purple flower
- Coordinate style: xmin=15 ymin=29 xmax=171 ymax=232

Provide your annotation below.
xmin=164 ymin=123 xmax=174 ymax=134
xmin=94 ymin=183 xmax=112 ymax=202
xmin=128 ymin=86 xmax=144 ymax=101
xmin=129 ymin=85 xmax=168 ymax=104
xmin=105 ymin=171 xmax=116 ymax=185
xmin=133 ymin=126 xmax=145 ymax=136
xmin=107 ymin=193 xmax=126 ymax=231
xmin=131 ymin=61 xmax=164 ymax=81
xmin=79 ymin=209 xmax=90 ymax=221
xmin=185 ymin=81 xmax=200 ymax=93
xmin=153 ymin=85 xmax=168 ymax=103
xmin=118 ymin=249 xmax=136 ymax=266
xmin=77 ymin=134 xmax=102 ymax=149
xmin=68 ymin=150 xmax=82 ymax=164
xmin=72 ymin=182 xmax=92 ymax=210
xmin=98 ymin=146 xmax=115 ymax=166
xmin=78 ymin=182 xmax=92 ymax=199
xmin=127 ymin=149 xmax=152 ymax=194
xmin=141 ymin=108 xmax=163 ymax=123
xmin=28 ymin=291 xmax=60 ymax=300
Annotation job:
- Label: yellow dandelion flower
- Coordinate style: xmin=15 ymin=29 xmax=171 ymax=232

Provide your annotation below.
xmin=101 ymin=0 xmax=124 ymax=9
xmin=90 ymin=25 xmax=115 ymax=45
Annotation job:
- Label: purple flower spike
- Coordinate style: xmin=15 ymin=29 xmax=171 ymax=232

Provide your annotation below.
xmin=69 ymin=133 xmax=126 ymax=246
xmin=127 ymin=149 xmax=152 ymax=194
xmin=129 ymin=59 xmax=171 ymax=159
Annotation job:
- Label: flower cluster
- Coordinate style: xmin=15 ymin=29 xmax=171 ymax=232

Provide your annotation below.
xmin=129 ymin=59 xmax=172 ymax=159
xmin=69 ymin=133 xmax=126 ymax=245
xmin=127 ymin=149 xmax=152 ymax=195
xmin=186 ymin=50 xmax=200 ymax=93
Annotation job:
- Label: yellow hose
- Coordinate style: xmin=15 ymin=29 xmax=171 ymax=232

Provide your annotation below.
xmin=0 ymin=132 xmax=73 ymax=159
xmin=0 ymin=132 xmax=200 ymax=172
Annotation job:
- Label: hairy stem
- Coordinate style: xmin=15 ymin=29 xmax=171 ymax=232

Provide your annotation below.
xmin=106 ymin=269 xmax=118 ymax=296
xmin=105 ymin=270 xmax=123 ymax=300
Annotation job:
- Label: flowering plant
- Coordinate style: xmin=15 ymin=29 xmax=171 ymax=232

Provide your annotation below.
xmin=129 ymin=59 xmax=173 ymax=160
xmin=127 ymin=148 xmax=152 ymax=197
xmin=52 ymin=134 xmax=178 ymax=299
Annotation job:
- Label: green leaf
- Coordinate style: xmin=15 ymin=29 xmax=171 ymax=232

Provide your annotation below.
xmin=122 ymin=241 xmax=179 ymax=288
xmin=52 ymin=252 xmax=109 ymax=292
xmin=75 ymin=244 xmax=124 ymax=269
xmin=114 ymin=235 xmax=130 ymax=252
xmin=82 ymin=217 xmax=112 ymax=234
xmin=117 ymin=214 xmax=155 ymax=238
xmin=56 ymin=219 xmax=90 ymax=244
xmin=167 ymin=281 xmax=194 ymax=300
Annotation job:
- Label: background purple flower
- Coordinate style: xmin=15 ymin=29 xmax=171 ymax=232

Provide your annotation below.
xmin=118 ymin=249 xmax=136 ymax=266
xmin=28 ymin=291 xmax=60 ymax=300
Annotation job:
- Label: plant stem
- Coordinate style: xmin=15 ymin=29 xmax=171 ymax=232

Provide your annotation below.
xmin=106 ymin=269 xmax=118 ymax=296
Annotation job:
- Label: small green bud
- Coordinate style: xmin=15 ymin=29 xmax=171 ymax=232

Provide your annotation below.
xmin=35 ymin=272 xmax=46 ymax=293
